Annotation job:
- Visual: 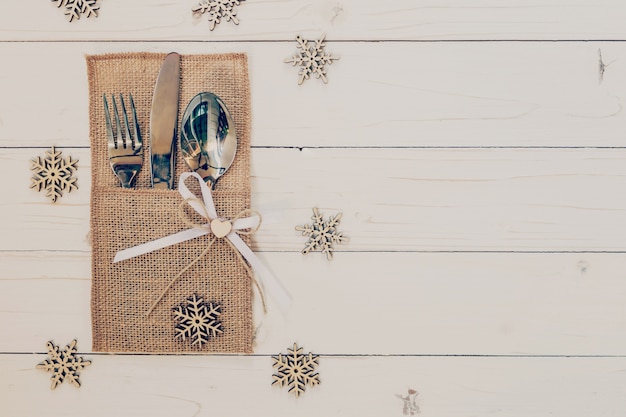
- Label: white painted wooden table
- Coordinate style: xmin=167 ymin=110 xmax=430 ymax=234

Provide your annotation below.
xmin=1 ymin=1 xmax=626 ymax=415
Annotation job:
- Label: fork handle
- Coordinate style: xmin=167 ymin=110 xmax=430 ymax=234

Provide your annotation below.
xmin=115 ymin=169 xmax=139 ymax=188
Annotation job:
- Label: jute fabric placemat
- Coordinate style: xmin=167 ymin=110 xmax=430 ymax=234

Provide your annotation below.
xmin=87 ymin=52 xmax=252 ymax=353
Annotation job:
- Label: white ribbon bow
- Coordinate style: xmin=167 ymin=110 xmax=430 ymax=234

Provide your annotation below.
xmin=113 ymin=172 xmax=292 ymax=312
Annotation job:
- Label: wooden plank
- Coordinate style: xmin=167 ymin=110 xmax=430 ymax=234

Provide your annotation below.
xmin=3 ymin=0 xmax=626 ymax=41
xmin=6 ymin=147 xmax=626 ymax=252
xmin=1 ymin=41 xmax=626 ymax=148
xmin=2 ymin=251 xmax=625 ymax=355
xmin=1 ymin=353 xmax=624 ymax=416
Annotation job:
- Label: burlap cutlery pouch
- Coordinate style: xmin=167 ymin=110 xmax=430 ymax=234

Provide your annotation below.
xmin=87 ymin=52 xmax=252 ymax=353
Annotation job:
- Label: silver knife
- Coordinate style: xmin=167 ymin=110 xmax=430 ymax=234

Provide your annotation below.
xmin=150 ymin=52 xmax=181 ymax=189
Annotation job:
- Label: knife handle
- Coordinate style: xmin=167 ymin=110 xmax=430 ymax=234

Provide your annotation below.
xmin=150 ymin=153 xmax=174 ymax=189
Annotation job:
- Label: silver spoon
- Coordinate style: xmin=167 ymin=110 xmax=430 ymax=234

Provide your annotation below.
xmin=180 ymin=92 xmax=237 ymax=188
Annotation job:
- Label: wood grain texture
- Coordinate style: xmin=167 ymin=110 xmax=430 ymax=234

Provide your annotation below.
xmin=2 ymin=0 xmax=626 ymax=41
xmin=5 ymin=147 xmax=626 ymax=252
xmin=1 ymin=354 xmax=624 ymax=416
xmin=1 ymin=251 xmax=625 ymax=356
xmin=1 ymin=42 xmax=626 ymax=148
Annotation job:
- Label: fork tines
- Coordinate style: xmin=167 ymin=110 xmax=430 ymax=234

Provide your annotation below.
xmin=104 ymin=94 xmax=143 ymax=188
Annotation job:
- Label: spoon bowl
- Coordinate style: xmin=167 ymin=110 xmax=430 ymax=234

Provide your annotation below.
xmin=180 ymin=92 xmax=237 ymax=188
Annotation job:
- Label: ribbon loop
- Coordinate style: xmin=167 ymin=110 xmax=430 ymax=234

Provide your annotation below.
xmin=113 ymin=172 xmax=292 ymax=314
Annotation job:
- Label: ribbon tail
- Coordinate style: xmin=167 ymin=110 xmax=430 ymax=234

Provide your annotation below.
xmin=113 ymin=227 xmax=211 ymax=263
xmin=227 ymin=233 xmax=292 ymax=312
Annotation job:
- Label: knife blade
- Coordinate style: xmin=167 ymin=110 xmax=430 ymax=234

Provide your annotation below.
xmin=150 ymin=52 xmax=181 ymax=189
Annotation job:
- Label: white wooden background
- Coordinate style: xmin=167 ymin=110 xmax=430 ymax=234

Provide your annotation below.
xmin=2 ymin=1 xmax=626 ymax=415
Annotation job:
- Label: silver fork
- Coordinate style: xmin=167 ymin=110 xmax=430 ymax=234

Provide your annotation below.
xmin=104 ymin=94 xmax=143 ymax=188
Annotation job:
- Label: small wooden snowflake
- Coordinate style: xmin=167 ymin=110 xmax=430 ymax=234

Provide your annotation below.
xmin=51 ymin=0 xmax=100 ymax=22
xmin=296 ymin=207 xmax=348 ymax=260
xmin=30 ymin=146 xmax=78 ymax=203
xmin=36 ymin=339 xmax=91 ymax=390
xmin=396 ymin=388 xmax=420 ymax=415
xmin=285 ymin=34 xmax=339 ymax=85
xmin=192 ymin=0 xmax=245 ymax=31
xmin=272 ymin=343 xmax=320 ymax=398
xmin=173 ymin=293 xmax=223 ymax=347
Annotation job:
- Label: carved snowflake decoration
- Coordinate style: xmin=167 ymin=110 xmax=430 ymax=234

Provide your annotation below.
xmin=51 ymin=0 xmax=100 ymax=22
xmin=36 ymin=339 xmax=91 ymax=390
xmin=30 ymin=146 xmax=78 ymax=203
xmin=173 ymin=293 xmax=223 ymax=347
xmin=396 ymin=389 xmax=420 ymax=415
xmin=192 ymin=0 xmax=245 ymax=31
xmin=285 ymin=34 xmax=339 ymax=85
xmin=296 ymin=207 xmax=347 ymax=260
xmin=272 ymin=343 xmax=320 ymax=398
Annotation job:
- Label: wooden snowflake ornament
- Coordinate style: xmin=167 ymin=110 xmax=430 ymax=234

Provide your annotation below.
xmin=192 ymin=0 xmax=245 ymax=31
xmin=51 ymin=0 xmax=100 ymax=22
xmin=173 ymin=293 xmax=223 ymax=347
xmin=272 ymin=343 xmax=320 ymax=398
xmin=30 ymin=146 xmax=78 ymax=203
xmin=36 ymin=339 xmax=91 ymax=390
xmin=396 ymin=388 xmax=420 ymax=415
xmin=285 ymin=34 xmax=339 ymax=85
xmin=296 ymin=208 xmax=348 ymax=260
